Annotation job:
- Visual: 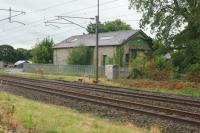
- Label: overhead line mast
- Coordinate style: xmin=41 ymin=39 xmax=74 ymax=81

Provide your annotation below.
xmin=0 ymin=7 xmax=26 ymax=25
xmin=44 ymin=1 xmax=100 ymax=83
xmin=96 ymin=0 xmax=100 ymax=82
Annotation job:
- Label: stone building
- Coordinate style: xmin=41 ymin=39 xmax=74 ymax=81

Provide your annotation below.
xmin=53 ymin=30 xmax=152 ymax=66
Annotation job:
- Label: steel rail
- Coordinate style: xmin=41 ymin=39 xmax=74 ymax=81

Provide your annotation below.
xmin=1 ymin=75 xmax=200 ymax=107
xmin=3 ymin=79 xmax=200 ymax=126
xmin=4 ymin=78 xmax=200 ymax=119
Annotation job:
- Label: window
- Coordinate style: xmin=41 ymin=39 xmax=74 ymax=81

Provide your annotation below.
xmin=67 ymin=38 xmax=78 ymax=43
xmin=100 ymin=36 xmax=113 ymax=40
xmin=125 ymin=54 xmax=130 ymax=64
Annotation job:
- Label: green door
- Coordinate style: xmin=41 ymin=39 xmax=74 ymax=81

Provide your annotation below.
xmin=103 ymin=55 xmax=109 ymax=65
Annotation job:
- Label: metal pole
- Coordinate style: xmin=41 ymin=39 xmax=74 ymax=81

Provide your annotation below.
xmin=9 ymin=7 xmax=11 ymax=23
xmin=95 ymin=0 xmax=99 ymax=82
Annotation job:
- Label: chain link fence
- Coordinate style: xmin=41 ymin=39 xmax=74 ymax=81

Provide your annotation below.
xmin=24 ymin=64 xmax=105 ymax=77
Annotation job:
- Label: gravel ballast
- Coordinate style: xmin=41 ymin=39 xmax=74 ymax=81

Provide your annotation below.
xmin=0 ymin=84 xmax=200 ymax=133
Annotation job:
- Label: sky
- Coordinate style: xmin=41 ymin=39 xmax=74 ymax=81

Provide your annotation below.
xmin=0 ymin=0 xmax=146 ymax=49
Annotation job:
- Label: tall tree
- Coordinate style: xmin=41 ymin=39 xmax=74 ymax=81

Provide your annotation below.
xmin=15 ymin=48 xmax=31 ymax=61
xmin=129 ymin=0 xmax=200 ymax=70
xmin=0 ymin=45 xmax=16 ymax=63
xmin=87 ymin=19 xmax=132 ymax=34
xmin=31 ymin=37 xmax=54 ymax=64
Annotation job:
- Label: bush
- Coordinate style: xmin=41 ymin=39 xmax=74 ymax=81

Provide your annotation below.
xmin=147 ymin=56 xmax=173 ymax=80
xmin=128 ymin=55 xmax=173 ymax=80
xmin=186 ymin=64 xmax=200 ymax=82
xmin=128 ymin=56 xmax=147 ymax=79
xmin=68 ymin=45 xmax=94 ymax=65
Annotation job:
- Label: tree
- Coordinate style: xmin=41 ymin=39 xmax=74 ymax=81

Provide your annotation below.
xmin=129 ymin=0 xmax=200 ymax=71
xmin=31 ymin=37 xmax=54 ymax=64
xmin=0 ymin=45 xmax=16 ymax=63
xmin=68 ymin=45 xmax=94 ymax=65
xmin=87 ymin=19 xmax=132 ymax=34
xmin=152 ymin=39 xmax=167 ymax=56
xmin=15 ymin=48 xmax=31 ymax=61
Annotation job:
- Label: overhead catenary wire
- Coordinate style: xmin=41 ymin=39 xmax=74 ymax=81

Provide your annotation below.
xmin=0 ymin=1 xmax=131 ymax=42
xmin=0 ymin=0 xmax=140 ymax=45
xmin=0 ymin=10 xmax=138 ymax=42
xmin=0 ymin=8 xmax=26 ymax=25
xmin=0 ymin=16 xmax=140 ymax=43
xmin=0 ymin=10 xmax=140 ymax=42
xmin=5 ymin=27 xmax=83 ymax=47
xmin=0 ymin=0 xmax=122 ymax=34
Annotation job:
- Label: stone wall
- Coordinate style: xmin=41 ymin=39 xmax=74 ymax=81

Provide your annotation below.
xmin=54 ymin=46 xmax=116 ymax=66
xmin=53 ymin=48 xmax=71 ymax=65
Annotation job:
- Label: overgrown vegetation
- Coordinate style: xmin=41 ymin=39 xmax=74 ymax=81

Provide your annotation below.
xmin=129 ymin=55 xmax=173 ymax=80
xmin=129 ymin=0 xmax=200 ymax=82
xmin=129 ymin=55 xmax=147 ymax=79
xmin=110 ymin=79 xmax=200 ymax=97
xmin=31 ymin=37 xmax=54 ymax=64
xmin=0 ymin=92 xmax=149 ymax=133
xmin=185 ymin=64 xmax=200 ymax=82
xmin=113 ymin=46 xmax=124 ymax=66
xmin=68 ymin=45 xmax=94 ymax=65
xmin=0 ymin=93 xmax=16 ymax=132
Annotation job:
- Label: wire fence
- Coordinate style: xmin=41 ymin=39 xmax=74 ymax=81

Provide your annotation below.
xmin=0 ymin=62 xmax=4 ymax=69
xmin=24 ymin=63 xmax=105 ymax=77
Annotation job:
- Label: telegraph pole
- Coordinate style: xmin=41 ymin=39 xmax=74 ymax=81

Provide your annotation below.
xmin=95 ymin=0 xmax=100 ymax=82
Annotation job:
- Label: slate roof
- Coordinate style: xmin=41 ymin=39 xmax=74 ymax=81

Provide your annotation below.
xmin=54 ymin=30 xmax=142 ymax=49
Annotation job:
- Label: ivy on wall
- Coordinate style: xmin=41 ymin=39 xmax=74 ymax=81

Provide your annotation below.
xmin=113 ymin=46 xmax=124 ymax=67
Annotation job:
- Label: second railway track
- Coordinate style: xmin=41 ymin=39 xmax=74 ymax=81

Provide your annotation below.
xmin=1 ymin=75 xmax=200 ymax=107
xmin=1 ymin=75 xmax=200 ymax=126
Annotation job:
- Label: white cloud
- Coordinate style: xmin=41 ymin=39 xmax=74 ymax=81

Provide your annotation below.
xmin=0 ymin=0 xmax=147 ymax=49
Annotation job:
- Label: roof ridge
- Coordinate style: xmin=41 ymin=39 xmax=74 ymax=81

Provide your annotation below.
xmin=68 ymin=29 xmax=140 ymax=38
xmin=54 ymin=29 xmax=145 ymax=48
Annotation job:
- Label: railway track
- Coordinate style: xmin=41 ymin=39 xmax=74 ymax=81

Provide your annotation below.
xmin=1 ymin=75 xmax=200 ymax=107
xmin=1 ymin=75 xmax=200 ymax=126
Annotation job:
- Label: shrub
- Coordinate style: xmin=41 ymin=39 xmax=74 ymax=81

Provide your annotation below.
xmin=128 ymin=56 xmax=147 ymax=79
xmin=128 ymin=55 xmax=173 ymax=80
xmin=186 ymin=64 xmax=200 ymax=82
xmin=147 ymin=56 xmax=173 ymax=80
xmin=68 ymin=45 xmax=94 ymax=65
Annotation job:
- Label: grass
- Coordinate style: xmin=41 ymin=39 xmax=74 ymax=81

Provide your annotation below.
xmin=149 ymin=87 xmax=200 ymax=97
xmin=5 ymin=71 xmax=80 ymax=82
xmin=102 ymin=79 xmax=200 ymax=97
xmin=0 ymin=91 xmax=154 ymax=133
xmin=0 ymin=69 xmax=4 ymax=74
